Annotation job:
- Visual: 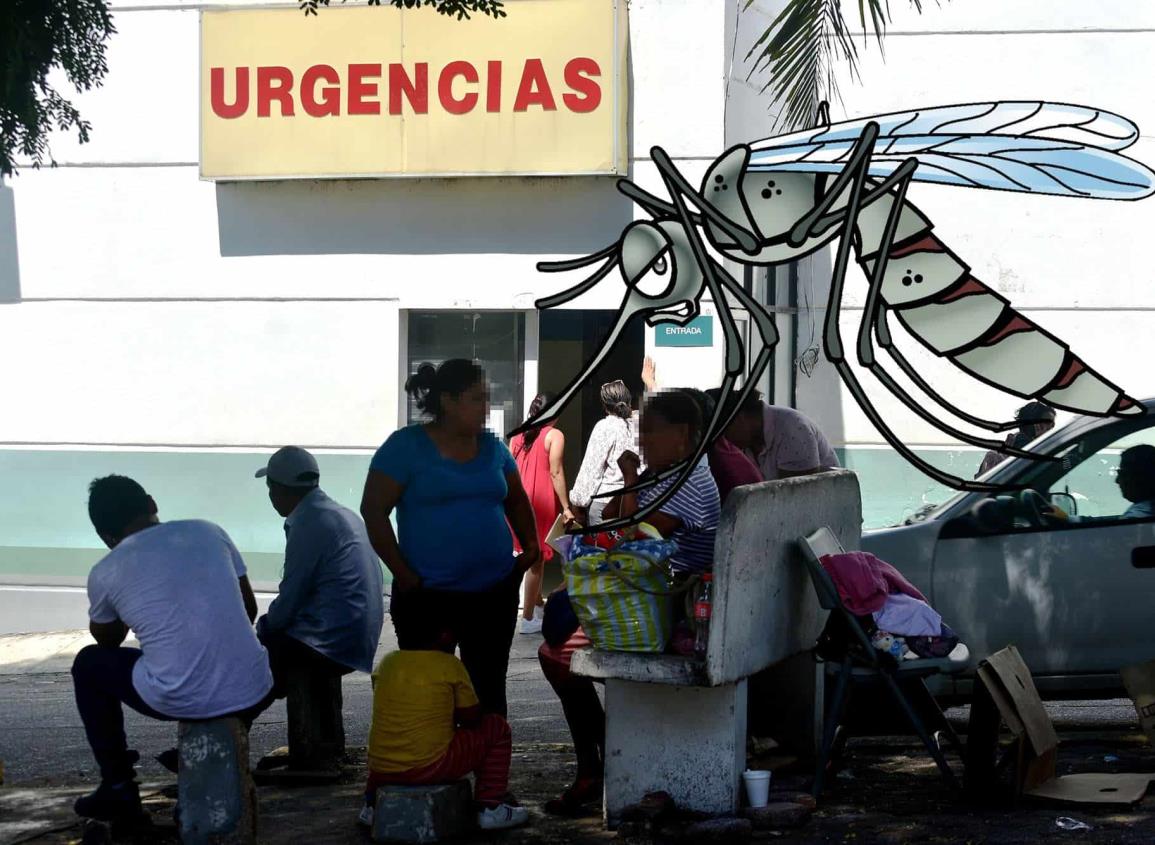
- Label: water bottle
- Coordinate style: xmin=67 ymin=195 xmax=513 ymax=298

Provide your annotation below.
xmin=693 ymin=573 xmax=713 ymax=660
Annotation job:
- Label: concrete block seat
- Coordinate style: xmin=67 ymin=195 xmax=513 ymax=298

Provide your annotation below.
xmin=255 ymin=667 xmax=346 ymax=783
xmin=177 ymin=717 xmax=257 ymax=845
xmin=570 ymin=471 xmax=863 ymax=824
xmin=372 ymin=780 xmax=474 ymax=844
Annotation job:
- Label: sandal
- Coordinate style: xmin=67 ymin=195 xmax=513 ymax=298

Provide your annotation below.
xmin=544 ymin=777 xmax=603 ymax=817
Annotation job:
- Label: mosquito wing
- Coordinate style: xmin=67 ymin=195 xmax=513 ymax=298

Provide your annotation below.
xmin=746 ymin=102 xmax=1155 ymax=200
xmin=759 ymin=101 xmax=1143 ymax=152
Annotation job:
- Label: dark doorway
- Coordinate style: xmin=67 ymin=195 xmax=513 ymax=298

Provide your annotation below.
xmin=537 ymin=310 xmax=646 ymax=484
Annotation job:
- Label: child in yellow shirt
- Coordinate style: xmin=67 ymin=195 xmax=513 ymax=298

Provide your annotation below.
xmin=361 ymin=614 xmax=528 ymax=831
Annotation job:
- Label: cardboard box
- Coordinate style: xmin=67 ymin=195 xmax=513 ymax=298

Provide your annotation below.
xmin=1122 ymin=659 xmax=1155 ymax=745
xmin=967 ymin=645 xmax=1153 ymax=805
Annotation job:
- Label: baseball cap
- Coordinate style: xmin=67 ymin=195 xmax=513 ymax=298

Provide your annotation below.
xmin=255 ymin=446 xmax=320 ymax=488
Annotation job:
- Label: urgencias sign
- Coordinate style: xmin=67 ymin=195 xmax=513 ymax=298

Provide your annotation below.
xmin=200 ymin=1 xmax=627 ymax=181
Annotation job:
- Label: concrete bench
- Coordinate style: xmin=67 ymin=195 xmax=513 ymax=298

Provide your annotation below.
xmin=572 ymin=470 xmax=862 ymax=823
xmin=177 ymin=717 xmax=257 ymax=844
xmin=372 ymin=781 xmax=474 ymax=844
xmin=255 ymin=668 xmax=346 ymax=783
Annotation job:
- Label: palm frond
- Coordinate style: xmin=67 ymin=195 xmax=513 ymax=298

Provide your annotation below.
xmin=746 ymin=0 xmax=941 ymax=132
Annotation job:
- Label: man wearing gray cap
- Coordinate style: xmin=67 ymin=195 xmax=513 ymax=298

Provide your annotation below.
xmin=254 ymin=447 xmax=385 ymax=696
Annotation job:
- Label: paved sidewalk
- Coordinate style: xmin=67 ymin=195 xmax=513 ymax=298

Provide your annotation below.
xmin=2 ymin=626 xmax=1154 ymax=844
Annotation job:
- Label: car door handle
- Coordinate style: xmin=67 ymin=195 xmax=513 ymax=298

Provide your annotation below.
xmin=1132 ymin=546 xmax=1155 ymax=569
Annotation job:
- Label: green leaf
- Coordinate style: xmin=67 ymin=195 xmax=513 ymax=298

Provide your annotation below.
xmin=746 ymin=0 xmax=942 ymax=132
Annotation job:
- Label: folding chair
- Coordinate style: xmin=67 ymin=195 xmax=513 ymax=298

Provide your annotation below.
xmin=798 ymin=526 xmax=970 ymax=797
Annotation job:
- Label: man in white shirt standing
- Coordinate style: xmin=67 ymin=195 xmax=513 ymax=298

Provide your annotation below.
xmin=71 ymin=475 xmax=274 ymax=822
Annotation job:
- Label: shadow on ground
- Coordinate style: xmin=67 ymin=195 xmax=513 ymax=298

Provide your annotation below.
xmin=5 ymin=728 xmax=1155 ymax=844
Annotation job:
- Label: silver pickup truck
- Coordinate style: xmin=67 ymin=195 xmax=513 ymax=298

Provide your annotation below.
xmin=861 ymin=399 xmax=1155 ymax=700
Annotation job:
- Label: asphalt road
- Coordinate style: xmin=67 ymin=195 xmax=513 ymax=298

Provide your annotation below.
xmin=0 ymin=626 xmax=571 ymax=786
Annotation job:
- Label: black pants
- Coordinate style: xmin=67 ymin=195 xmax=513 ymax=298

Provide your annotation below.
xmin=390 ymin=571 xmax=520 ymax=716
xmin=257 ymin=626 xmax=353 ymax=699
xmin=71 ymin=644 xmax=274 ymax=784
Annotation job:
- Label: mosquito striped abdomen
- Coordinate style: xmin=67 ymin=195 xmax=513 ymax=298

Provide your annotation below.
xmin=855 ymin=198 xmax=1141 ymax=417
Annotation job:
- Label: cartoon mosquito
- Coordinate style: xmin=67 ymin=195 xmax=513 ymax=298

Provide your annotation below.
xmin=510 ymin=101 xmax=1155 ymax=532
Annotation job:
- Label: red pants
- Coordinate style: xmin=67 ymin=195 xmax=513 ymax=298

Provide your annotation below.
xmin=538 ymin=627 xmax=605 ymax=780
xmin=366 ymin=713 xmax=512 ymax=807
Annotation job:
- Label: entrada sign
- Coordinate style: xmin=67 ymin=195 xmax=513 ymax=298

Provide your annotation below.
xmin=655 ymin=317 xmax=714 ymax=348
xmin=200 ymin=0 xmax=626 ymax=180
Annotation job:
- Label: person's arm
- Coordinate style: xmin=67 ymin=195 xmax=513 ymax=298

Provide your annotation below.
xmin=452 ymin=662 xmax=482 ymax=727
xmin=544 ymin=429 xmax=576 ymax=525
xmin=614 ymin=451 xmax=683 ymax=537
xmin=641 ymin=356 xmax=658 ymax=394
xmin=361 ymin=470 xmax=422 ymax=593
xmin=216 ymin=527 xmax=259 ymax=626
xmin=238 ymin=575 xmax=258 ymax=624
xmin=87 ymin=570 xmax=127 ymax=647
xmin=263 ymin=525 xmax=322 ymax=633
xmin=454 ymin=703 xmax=482 ymax=729
xmin=505 ymin=470 xmax=542 ymax=574
xmin=89 ymin=619 xmax=128 ymax=648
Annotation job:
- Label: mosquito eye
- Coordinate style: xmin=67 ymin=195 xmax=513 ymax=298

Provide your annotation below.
xmin=653 ymin=256 xmax=668 ymax=275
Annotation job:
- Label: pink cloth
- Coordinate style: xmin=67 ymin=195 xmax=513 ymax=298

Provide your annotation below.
xmin=820 ymin=551 xmax=927 ymax=615
xmin=708 ymin=436 xmax=763 ymax=505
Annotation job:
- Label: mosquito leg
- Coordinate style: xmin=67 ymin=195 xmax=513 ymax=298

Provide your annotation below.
xmin=594 ymin=271 xmax=779 ymax=512
xmin=822 ymin=129 xmax=1018 ymax=493
xmin=874 ymin=308 xmax=1020 ymax=433
xmin=616 ymin=180 xmax=703 ymax=224
xmin=581 ymin=157 xmax=769 ymax=530
xmin=534 ymin=255 xmax=619 ymax=310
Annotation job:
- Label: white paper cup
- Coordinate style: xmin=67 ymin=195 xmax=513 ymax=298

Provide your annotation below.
xmin=742 ymin=769 xmax=771 ymax=808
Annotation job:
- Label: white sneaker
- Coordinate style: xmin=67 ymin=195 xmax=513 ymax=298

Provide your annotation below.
xmin=533 ymin=605 xmax=545 ymax=621
xmin=519 ymin=616 xmax=543 ymax=635
xmin=357 ymin=804 xmax=374 ymax=828
xmin=478 ymin=803 xmax=529 ymax=830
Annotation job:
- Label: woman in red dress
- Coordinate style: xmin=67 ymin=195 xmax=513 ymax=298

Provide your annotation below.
xmin=509 ymin=394 xmax=576 ymax=634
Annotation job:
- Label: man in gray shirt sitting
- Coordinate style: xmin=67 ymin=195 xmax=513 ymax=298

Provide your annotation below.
xmin=254 ymin=447 xmax=385 ymax=695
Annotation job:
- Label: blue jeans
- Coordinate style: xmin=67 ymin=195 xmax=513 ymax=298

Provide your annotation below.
xmin=71 ymin=645 xmax=172 ymax=782
xmin=71 ymin=644 xmax=273 ymax=783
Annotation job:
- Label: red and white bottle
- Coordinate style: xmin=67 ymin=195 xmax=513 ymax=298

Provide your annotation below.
xmin=693 ymin=573 xmax=713 ymax=660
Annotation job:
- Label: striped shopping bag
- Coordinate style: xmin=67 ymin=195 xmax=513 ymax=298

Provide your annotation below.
xmin=563 ymin=527 xmax=681 ymax=653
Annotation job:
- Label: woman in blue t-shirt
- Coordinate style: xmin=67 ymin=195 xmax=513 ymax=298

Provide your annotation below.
xmin=361 ymin=359 xmax=541 ymax=716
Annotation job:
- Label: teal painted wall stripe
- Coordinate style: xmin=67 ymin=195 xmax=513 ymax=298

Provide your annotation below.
xmin=0 ymin=446 xmax=989 ymax=585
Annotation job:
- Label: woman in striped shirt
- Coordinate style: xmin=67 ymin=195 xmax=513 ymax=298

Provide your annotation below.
xmin=605 ymin=389 xmax=721 ymax=573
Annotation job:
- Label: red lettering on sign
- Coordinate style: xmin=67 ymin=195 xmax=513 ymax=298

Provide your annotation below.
xmin=301 ymin=64 xmax=341 ymax=117
xmin=513 ymin=59 xmax=556 ymax=112
xmin=486 ymin=60 xmax=502 ymax=112
xmin=563 ymin=57 xmax=601 ymax=113
xmin=211 ymin=67 xmax=249 ymax=119
xmin=389 ymin=63 xmax=429 ymax=114
xmin=256 ymin=66 xmax=294 ymax=117
xmin=438 ymin=61 xmax=479 ymax=115
xmin=348 ymin=64 xmax=382 ymax=115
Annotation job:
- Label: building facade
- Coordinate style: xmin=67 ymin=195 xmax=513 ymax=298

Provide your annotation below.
xmin=0 ymin=0 xmax=1152 ymax=596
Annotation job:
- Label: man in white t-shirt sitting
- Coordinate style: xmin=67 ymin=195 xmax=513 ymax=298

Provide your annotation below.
xmin=71 ymin=475 xmax=275 ymax=822
xmin=717 ymin=390 xmax=840 ymax=481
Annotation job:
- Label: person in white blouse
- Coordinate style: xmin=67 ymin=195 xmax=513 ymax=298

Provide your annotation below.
xmin=569 ymin=380 xmax=641 ymax=526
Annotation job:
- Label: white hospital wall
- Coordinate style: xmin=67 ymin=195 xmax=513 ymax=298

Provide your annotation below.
xmin=4 ymin=0 xmax=727 ymax=450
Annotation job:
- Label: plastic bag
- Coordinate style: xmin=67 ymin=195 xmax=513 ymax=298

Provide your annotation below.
xmin=563 ymin=523 xmax=679 ymax=653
